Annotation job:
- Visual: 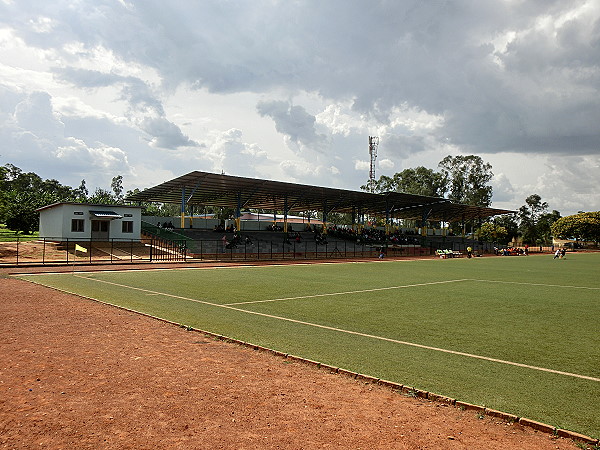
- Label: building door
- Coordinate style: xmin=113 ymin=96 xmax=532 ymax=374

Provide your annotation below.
xmin=91 ymin=220 xmax=110 ymax=240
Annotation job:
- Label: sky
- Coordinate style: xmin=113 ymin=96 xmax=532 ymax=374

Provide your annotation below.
xmin=0 ymin=0 xmax=599 ymax=216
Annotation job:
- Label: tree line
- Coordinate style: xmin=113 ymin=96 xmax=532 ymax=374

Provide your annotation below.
xmin=363 ymin=155 xmax=598 ymax=246
xmin=0 ymin=164 xmax=176 ymax=234
xmin=1 ymin=160 xmax=598 ymax=245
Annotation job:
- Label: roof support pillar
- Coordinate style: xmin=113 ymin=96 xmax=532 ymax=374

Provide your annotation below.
xmin=421 ymin=208 xmax=433 ymax=237
xmin=180 ymin=187 xmax=186 ymax=229
xmin=283 ymin=195 xmax=289 ymax=233
xmin=322 ymin=200 xmax=328 ymax=234
xmin=385 ymin=201 xmax=391 ymax=235
xmin=235 ymin=192 xmax=242 ymax=231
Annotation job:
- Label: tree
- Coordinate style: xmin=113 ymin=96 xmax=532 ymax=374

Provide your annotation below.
xmin=0 ymin=164 xmax=77 ymax=233
xmin=362 ymin=155 xmax=494 ymax=205
xmin=438 ymin=155 xmax=493 ymax=206
xmin=111 ymin=175 xmax=124 ymax=203
xmin=3 ymin=191 xmax=42 ymax=234
xmin=492 ymin=214 xmax=519 ymax=243
xmin=551 ymin=212 xmax=600 ymax=243
xmin=74 ymin=179 xmax=89 ymax=202
xmin=478 ymin=222 xmax=508 ymax=243
xmin=362 ymin=166 xmax=447 ymax=197
xmin=87 ymin=188 xmax=116 ymax=204
xmin=518 ymin=194 xmax=557 ymax=245
xmin=537 ymin=209 xmax=561 ymax=245
xmin=371 ymin=167 xmax=447 ymax=197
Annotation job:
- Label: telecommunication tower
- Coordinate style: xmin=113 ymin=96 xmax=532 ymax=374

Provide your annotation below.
xmin=368 ymin=136 xmax=379 ymax=192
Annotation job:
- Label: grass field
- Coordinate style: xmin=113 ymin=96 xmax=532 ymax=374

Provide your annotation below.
xmin=0 ymin=224 xmax=38 ymax=242
xmin=17 ymin=253 xmax=600 ymax=438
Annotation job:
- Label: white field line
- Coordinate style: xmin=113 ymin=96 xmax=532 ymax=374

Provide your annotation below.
xmin=468 ymin=279 xmax=600 ymax=290
xmin=62 ymin=274 xmax=600 ymax=383
xmin=224 ymin=279 xmax=470 ymax=305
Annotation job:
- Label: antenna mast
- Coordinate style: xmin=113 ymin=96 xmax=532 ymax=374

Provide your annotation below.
xmin=368 ymin=136 xmax=379 ymax=192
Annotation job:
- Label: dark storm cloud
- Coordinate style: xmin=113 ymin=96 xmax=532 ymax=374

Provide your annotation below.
xmin=10 ymin=0 xmax=592 ymax=157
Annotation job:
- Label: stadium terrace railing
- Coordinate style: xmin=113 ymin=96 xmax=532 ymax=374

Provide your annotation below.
xmin=0 ymin=235 xmax=438 ymax=266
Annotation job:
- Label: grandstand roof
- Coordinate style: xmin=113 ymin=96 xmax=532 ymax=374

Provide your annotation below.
xmin=125 ymin=171 xmax=512 ymax=222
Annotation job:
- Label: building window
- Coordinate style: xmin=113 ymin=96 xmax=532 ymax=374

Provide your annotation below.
xmin=71 ymin=219 xmax=84 ymax=232
xmin=122 ymin=221 xmax=133 ymax=233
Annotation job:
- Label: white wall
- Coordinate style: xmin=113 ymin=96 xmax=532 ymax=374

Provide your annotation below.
xmin=39 ymin=203 xmax=142 ymax=241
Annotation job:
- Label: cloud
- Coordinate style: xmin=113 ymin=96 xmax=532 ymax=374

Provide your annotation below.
xmin=55 ymin=137 xmax=129 ymax=172
xmin=257 ymin=99 xmax=328 ymax=153
xmin=6 ymin=2 xmax=599 ymax=158
xmin=14 ymin=91 xmax=64 ymax=139
xmin=138 ymin=116 xmax=199 ymax=149
xmin=354 ymin=160 xmax=369 ymax=171
xmin=491 ymin=173 xmax=516 ymax=204
xmin=55 ymin=68 xmax=199 ymax=149
xmin=0 ymin=87 xmax=135 ymax=187
xmin=533 ymin=155 xmax=600 ymax=213
xmin=379 ymin=159 xmax=395 ymax=170
xmin=1 ymin=0 xmax=599 ymax=215
xmin=201 ymin=128 xmax=270 ymax=176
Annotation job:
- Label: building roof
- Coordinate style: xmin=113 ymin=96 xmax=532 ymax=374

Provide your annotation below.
xmin=36 ymin=202 xmax=142 ymax=212
xmin=88 ymin=210 xmax=123 ymax=219
xmin=125 ymin=171 xmax=512 ymax=222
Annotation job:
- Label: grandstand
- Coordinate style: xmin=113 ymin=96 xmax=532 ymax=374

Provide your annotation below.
xmin=127 ymin=170 xmax=512 ymax=261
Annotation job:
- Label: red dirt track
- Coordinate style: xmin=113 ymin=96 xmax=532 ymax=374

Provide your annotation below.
xmin=0 ymin=261 xmax=581 ymax=449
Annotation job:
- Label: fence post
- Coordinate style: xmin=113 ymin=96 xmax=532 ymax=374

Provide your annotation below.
xmin=42 ymin=238 xmax=46 ymax=265
xmin=149 ymin=239 xmax=153 ymax=262
xmin=16 ymin=236 xmax=19 ymax=266
xmin=89 ymin=238 xmax=92 ymax=264
xmin=130 ymin=239 xmax=133 ymax=262
xmin=66 ymin=238 xmax=69 ymax=264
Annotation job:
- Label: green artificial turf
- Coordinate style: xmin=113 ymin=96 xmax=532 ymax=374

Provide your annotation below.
xmin=17 ymin=252 xmax=600 ymax=438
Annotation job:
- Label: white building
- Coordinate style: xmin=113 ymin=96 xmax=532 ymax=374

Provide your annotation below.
xmin=37 ymin=202 xmax=142 ymax=242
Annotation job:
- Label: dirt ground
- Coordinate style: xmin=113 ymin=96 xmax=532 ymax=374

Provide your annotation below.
xmin=0 ymin=262 xmax=583 ymax=449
